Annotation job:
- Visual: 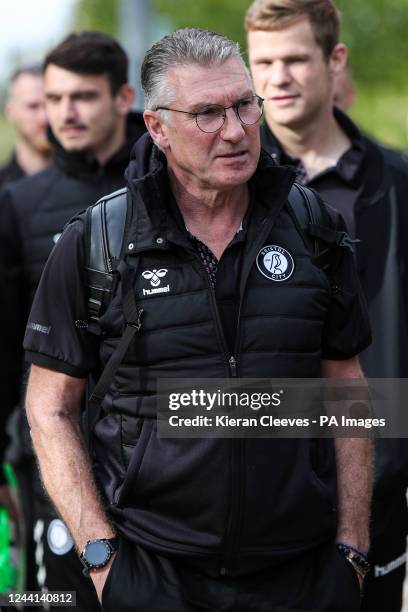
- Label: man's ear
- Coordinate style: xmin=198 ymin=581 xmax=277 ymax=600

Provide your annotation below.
xmin=143 ymin=110 xmax=170 ymax=150
xmin=114 ymin=83 xmax=135 ymax=116
xmin=4 ymin=99 xmax=15 ymax=123
xmin=329 ymin=43 xmax=348 ymax=76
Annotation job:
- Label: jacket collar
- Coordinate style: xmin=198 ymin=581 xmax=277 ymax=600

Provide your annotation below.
xmin=50 ymin=111 xmax=146 ymax=179
xmin=261 ymin=108 xmax=389 ymax=209
xmin=123 ymin=134 xmax=297 ymax=255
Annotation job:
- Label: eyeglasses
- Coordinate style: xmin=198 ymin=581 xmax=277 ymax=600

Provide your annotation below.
xmin=155 ymin=94 xmax=264 ymax=133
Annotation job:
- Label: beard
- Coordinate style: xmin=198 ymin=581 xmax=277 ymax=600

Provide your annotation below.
xmin=29 ymin=133 xmax=53 ymax=157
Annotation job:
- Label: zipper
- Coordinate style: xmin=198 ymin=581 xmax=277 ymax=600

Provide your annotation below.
xmin=193 ymin=249 xmax=241 ymax=576
xmin=188 ymin=250 xmax=240 ymax=575
xmin=191 ymin=251 xmax=237 ymax=378
xmin=220 ymin=206 xmax=290 ymax=576
xmin=228 ymin=356 xmax=237 ymax=377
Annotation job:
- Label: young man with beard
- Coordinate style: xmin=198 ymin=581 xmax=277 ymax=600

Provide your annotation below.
xmin=0 ymin=31 xmax=145 ymax=610
xmin=246 ymin=2 xmax=408 ymax=610
xmin=0 ymin=65 xmax=52 ymax=189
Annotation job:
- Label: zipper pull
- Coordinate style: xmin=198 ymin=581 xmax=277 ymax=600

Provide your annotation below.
xmin=229 ymin=356 xmax=237 ymax=377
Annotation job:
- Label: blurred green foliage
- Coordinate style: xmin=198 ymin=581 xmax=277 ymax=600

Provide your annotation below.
xmin=337 ymin=0 xmax=408 ymax=89
xmin=72 ymin=0 xmax=119 ymax=35
xmin=0 ymin=116 xmax=17 ymax=164
xmin=351 ymin=86 xmax=408 ymax=149
xmin=155 ymin=0 xmax=251 ymax=60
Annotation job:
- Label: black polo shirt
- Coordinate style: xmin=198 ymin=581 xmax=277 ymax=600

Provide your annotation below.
xmin=261 ymin=108 xmax=366 ymax=237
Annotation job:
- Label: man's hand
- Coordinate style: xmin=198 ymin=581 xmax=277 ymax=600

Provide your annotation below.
xmin=89 ymin=552 xmax=117 ymax=604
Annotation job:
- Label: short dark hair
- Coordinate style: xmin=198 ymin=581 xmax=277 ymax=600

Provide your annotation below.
xmin=10 ymin=64 xmax=43 ymax=85
xmin=43 ymin=31 xmax=128 ymax=94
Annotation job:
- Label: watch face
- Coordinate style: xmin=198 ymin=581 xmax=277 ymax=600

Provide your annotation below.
xmin=85 ymin=540 xmax=111 ymax=567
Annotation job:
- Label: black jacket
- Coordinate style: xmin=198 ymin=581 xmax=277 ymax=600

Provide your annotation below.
xmin=261 ymin=110 xmax=408 ymax=501
xmin=0 ymin=112 xmax=146 ymax=479
xmin=0 ymin=154 xmax=25 ymax=192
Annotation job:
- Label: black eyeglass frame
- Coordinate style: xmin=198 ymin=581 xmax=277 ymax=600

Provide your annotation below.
xmin=154 ymin=94 xmax=264 ymax=133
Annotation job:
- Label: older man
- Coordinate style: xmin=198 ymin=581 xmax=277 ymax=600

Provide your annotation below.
xmin=24 ymin=28 xmax=371 ymax=611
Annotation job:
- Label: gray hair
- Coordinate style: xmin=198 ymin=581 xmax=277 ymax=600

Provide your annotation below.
xmin=141 ymin=28 xmax=248 ymax=112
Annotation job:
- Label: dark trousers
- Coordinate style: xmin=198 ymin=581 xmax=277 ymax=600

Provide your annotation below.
xmin=102 ymin=539 xmax=361 ymax=612
xmin=361 ymin=489 xmax=408 ymax=612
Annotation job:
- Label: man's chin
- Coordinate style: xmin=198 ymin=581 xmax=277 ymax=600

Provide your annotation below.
xmin=211 ymin=168 xmax=256 ymax=190
xmin=59 ymin=140 xmax=90 ymax=153
xmin=33 ymin=140 xmax=53 ymax=156
xmin=265 ymin=107 xmax=306 ymax=130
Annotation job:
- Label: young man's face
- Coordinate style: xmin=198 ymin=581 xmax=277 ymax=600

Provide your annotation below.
xmin=144 ymin=58 xmax=261 ymax=193
xmin=6 ymin=73 xmax=50 ymax=153
xmin=248 ymin=17 xmax=343 ymax=130
xmin=44 ymin=64 xmax=128 ymax=157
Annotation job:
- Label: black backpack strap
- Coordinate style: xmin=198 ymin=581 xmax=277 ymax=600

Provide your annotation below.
xmin=84 ymin=187 xmax=140 ymax=443
xmin=87 ymin=259 xmax=143 ymax=428
xmin=288 ymin=182 xmax=360 ymax=271
xmin=288 ymin=183 xmax=324 ymax=257
xmin=85 ymin=187 xmax=128 ymax=330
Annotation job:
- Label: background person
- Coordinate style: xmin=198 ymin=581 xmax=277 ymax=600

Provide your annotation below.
xmin=0 ymin=30 xmax=145 ymax=610
xmin=0 ymin=65 xmax=52 ymax=190
xmin=332 ymin=61 xmax=356 ymax=113
xmin=0 ymin=62 xmax=52 ymax=596
xmin=246 ymin=1 xmax=408 ymax=610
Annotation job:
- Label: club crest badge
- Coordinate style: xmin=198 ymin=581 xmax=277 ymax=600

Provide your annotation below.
xmin=256 ymin=245 xmax=295 ymax=282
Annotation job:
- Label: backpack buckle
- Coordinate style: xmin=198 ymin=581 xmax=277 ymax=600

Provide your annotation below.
xmin=126 ymin=308 xmax=144 ymax=331
xmin=337 ymin=232 xmax=360 ymax=254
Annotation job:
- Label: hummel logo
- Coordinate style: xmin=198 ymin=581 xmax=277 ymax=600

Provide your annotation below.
xmin=142 ymin=269 xmax=168 ymax=287
xmin=27 ymin=322 xmax=51 ymax=335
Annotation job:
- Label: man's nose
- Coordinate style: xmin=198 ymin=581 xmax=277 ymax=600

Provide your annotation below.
xmin=60 ymin=97 xmax=77 ymax=123
xmin=219 ymin=107 xmax=246 ymax=142
xmin=268 ymin=61 xmax=292 ymax=87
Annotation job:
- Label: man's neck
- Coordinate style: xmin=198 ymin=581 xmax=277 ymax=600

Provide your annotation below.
xmin=15 ymin=140 xmax=51 ymax=176
xmin=169 ymin=171 xmax=250 ymax=260
xmin=94 ymin=120 xmax=127 ymax=166
xmin=267 ymin=108 xmax=351 ymax=180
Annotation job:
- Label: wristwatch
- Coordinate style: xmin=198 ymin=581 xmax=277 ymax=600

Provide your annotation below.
xmin=80 ymin=537 xmax=118 ymax=575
